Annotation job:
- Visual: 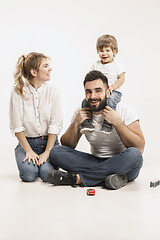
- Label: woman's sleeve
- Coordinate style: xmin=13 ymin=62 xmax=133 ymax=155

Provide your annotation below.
xmin=48 ymin=86 xmax=63 ymax=135
xmin=9 ymin=89 xmax=25 ymax=136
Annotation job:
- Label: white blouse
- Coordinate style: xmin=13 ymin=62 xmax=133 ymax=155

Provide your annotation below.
xmin=9 ymin=82 xmax=63 ymax=137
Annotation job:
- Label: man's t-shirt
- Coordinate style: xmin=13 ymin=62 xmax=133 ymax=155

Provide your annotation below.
xmin=72 ymin=103 xmax=139 ymax=158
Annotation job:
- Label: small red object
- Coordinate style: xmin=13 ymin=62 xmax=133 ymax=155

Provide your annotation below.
xmin=87 ymin=188 xmax=95 ymax=196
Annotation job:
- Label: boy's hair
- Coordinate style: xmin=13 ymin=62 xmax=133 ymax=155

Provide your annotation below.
xmin=83 ymin=70 xmax=108 ymax=88
xmin=96 ymin=34 xmax=118 ymax=54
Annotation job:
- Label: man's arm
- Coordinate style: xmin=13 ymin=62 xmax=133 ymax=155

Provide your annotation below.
xmin=102 ymin=106 xmax=145 ymax=153
xmin=61 ymin=107 xmax=91 ymax=149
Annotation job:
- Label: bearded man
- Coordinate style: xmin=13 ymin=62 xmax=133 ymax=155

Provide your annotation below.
xmin=47 ymin=70 xmax=145 ymax=190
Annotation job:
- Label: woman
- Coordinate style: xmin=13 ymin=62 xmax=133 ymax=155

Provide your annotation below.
xmin=9 ymin=52 xmax=63 ymax=182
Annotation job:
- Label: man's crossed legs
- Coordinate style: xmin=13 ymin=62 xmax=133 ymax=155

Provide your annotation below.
xmin=47 ymin=146 xmax=143 ymax=190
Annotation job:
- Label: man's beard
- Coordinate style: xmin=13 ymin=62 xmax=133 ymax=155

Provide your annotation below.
xmin=87 ymin=96 xmax=107 ymax=112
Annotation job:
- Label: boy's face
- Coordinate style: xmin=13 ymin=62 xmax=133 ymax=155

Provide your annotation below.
xmin=98 ymin=46 xmax=116 ymax=64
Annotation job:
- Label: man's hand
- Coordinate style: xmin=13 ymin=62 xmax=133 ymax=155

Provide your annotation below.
xmin=76 ymin=107 xmax=91 ymax=125
xmin=23 ymin=150 xmax=39 ymax=166
xmin=102 ymin=106 xmax=121 ymax=126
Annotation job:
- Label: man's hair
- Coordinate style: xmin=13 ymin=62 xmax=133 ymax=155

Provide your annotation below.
xmin=83 ymin=70 xmax=108 ymax=88
xmin=96 ymin=34 xmax=118 ymax=54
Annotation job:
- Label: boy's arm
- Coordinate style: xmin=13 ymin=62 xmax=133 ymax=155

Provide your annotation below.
xmin=109 ymin=72 xmax=125 ymax=93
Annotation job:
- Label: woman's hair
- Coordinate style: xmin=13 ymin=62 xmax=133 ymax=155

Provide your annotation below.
xmin=14 ymin=52 xmax=48 ymax=96
xmin=96 ymin=34 xmax=118 ymax=54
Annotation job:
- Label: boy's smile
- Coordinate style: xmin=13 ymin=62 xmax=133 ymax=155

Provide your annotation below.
xmin=98 ymin=46 xmax=116 ymax=64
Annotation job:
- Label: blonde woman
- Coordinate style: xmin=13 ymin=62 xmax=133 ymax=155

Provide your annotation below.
xmin=10 ymin=52 xmax=63 ymax=182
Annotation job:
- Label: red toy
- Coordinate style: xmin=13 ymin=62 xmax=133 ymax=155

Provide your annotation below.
xmin=87 ymin=189 xmax=95 ymax=196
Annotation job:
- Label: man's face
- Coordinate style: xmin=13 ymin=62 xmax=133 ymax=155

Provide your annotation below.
xmin=84 ymin=79 xmax=110 ymax=113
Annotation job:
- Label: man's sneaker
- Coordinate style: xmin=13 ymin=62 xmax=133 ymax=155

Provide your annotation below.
xmin=105 ymin=174 xmax=128 ymax=190
xmin=101 ymin=120 xmax=112 ymax=134
xmin=47 ymin=170 xmax=77 ymax=188
xmin=80 ymin=119 xmax=94 ymax=134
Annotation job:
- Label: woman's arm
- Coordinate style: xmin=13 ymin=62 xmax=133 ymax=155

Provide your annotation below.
xmin=39 ymin=134 xmax=57 ymax=165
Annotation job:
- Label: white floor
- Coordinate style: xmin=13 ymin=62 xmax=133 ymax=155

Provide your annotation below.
xmin=1 ymin=155 xmax=160 ymax=240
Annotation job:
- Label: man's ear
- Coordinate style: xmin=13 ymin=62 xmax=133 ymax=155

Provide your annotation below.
xmin=106 ymin=88 xmax=110 ymax=98
xmin=30 ymin=69 xmax=37 ymax=77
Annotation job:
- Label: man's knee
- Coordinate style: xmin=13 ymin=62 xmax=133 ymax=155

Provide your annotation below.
xmin=127 ymin=147 xmax=142 ymax=157
xmin=50 ymin=145 xmax=72 ymax=158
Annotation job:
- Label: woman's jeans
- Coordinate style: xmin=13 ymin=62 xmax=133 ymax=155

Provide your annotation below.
xmin=15 ymin=136 xmax=59 ymax=182
xmin=49 ymin=146 xmax=143 ymax=187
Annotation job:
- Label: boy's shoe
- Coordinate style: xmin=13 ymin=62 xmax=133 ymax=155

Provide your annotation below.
xmin=80 ymin=119 xmax=94 ymax=134
xmin=104 ymin=174 xmax=128 ymax=190
xmin=101 ymin=121 xmax=112 ymax=134
xmin=47 ymin=170 xmax=77 ymax=188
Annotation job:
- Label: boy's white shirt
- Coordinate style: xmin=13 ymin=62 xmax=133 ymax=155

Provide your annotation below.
xmin=91 ymin=58 xmax=125 ymax=93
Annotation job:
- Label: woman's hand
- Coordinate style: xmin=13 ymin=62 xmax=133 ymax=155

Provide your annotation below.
xmin=38 ymin=151 xmax=50 ymax=166
xmin=23 ymin=150 xmax=39 ymax=166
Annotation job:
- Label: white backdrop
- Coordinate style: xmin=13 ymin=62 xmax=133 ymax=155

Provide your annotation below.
xmin=0 ymin=0 xmax=160 ymax=166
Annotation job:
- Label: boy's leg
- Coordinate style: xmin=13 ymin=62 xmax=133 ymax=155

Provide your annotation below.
xmin=101 ymin=91 xmax=122 ymax=134
xmin=79 ymin=99 xmax=94 ymax=134
xmin=48 ymin=145 xmax=143 ymax=187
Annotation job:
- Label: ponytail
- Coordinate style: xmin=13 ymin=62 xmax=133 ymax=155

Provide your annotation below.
xmin=14 ymin=55 xmax=26 ymax=97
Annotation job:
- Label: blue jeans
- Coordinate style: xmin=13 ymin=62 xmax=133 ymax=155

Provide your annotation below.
xmin=15 ymin=136 xmax=59 ymax=182
xmin=107 ymin=90 xmax=122 ymax=110
xmin=49 ymin=146 xmax=143 ymax=187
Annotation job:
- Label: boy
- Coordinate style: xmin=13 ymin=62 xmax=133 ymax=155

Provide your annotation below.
xmin=80 ymin=34 xmax=125 ymax=134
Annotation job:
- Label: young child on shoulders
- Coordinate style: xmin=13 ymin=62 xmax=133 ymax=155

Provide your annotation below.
xmin=80 ymin=34 xmax=125 ymax=134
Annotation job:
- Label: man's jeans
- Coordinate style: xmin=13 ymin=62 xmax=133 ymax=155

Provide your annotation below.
xmin=15 ymin=136 xmax=59 ymax=182
xmin=49 ymin=146 xmax=143 ymax=186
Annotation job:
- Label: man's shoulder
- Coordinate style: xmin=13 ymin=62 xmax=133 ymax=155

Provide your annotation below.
xmin=117 ymin=102 xmax=133 ymax=111
xmin=116 ymin=102 xmax=139 ymax=125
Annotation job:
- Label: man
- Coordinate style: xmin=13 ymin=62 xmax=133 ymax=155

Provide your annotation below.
xmin=47 ymin=70 xmax=145 ymax=190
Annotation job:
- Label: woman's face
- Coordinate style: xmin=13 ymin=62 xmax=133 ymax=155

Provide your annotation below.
xmin=36 ymin=58 xmax=52 ymax=82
